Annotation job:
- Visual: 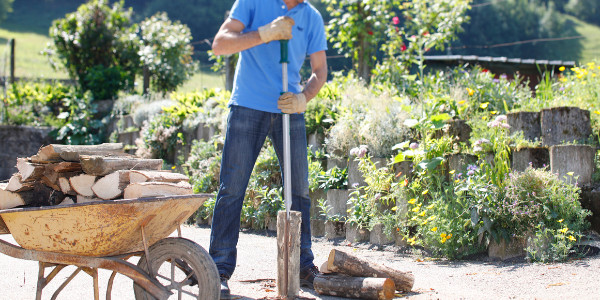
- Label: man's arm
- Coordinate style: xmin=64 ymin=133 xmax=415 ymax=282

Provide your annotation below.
xmin=302 ymin=50 xmax=328 ymax=102
xmin=212 ymin=17 xmax=294 ymax=56
xmin=212 ymin=18 xmax=262 ymax=56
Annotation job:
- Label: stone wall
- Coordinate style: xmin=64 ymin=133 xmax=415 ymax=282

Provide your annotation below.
xmin=0 ymin=125 xmax=54 ymax=180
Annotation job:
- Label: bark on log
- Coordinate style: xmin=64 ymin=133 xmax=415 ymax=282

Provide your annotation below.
xmin=69 ymin=174 xmax=97 ymax=197
xmin=5 ymin=174 xmax=34 ymax=192
xmin=47 ymin=161 xmax=83 ymax=173
xmin=80 ymin=155 xmax=163 ymax=176
xmin=31 ymin=143 xmax=125 ymax=163
xmin=41 ymin=175 xmax=61 ymax=191
xmin=327 ymin=249 xmax=414 ymax=292
xmin=129 ymin=170 xmax=189 ymax=184
xmin=313 ymin=275 xmax=395 ymax=300
xmin=16 ymin=158 xmax=45 ymax=182
xmin=276 ymin=211 xmax=301 ymax=298
xmin=91 ymin=170 xmax=130 ymax=200
xmin=123 ymin=181 xmax=192 ymax=199
xmin=0 ymin=183 xmax=64 ymax=209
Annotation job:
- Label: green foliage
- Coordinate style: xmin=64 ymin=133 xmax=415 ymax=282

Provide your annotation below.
xmin=139 ymin=12 xmax=198 ymax=93
xmin=47 ymin=0 xmax=140 ymax=100
xmin=137 ymin=113 xmax=182 ymax=161
xmin=454 ymin=0 xmax=580 ymax=60
xmin=53 ymin=91 xmax=104 ymax=145
xmin=316 ymin=166 xmax=348 ymax=191
xmin=3 ymin=81 xmax=72 ymax=126
xmin=305 ymin=82 xmax=341 ymax=135
xmin=187 ymin=137 xmax=222 ymax=194
xmin=0 ymin=0 xmax=13 ymax=24
xmin=323 ymin=0 xmax=394 ymax=80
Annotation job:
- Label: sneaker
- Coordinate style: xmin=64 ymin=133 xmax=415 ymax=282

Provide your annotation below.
xmin=219 ymin=274 xmax=231 ymax=300
xmin=299 ymin=265 xmax=322 ymax=289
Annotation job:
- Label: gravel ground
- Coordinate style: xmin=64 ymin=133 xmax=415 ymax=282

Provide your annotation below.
xmin=1 ymin=225 xmax=600 ymax=299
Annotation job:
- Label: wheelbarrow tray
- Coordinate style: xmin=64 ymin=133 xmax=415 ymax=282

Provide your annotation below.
xmin=0 ymin=194 xmax=210 ymax=257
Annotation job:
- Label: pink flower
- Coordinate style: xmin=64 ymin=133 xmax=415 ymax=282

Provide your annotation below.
xmin=392 ymin=16 xmax=400 ymax=25
xmin=401 ymin=44 xmax=407 ymax=52
xmin=409 ymin=142 xmax=419 ymax=150
xmin=368 ymin=30 xmax=373 ymax=35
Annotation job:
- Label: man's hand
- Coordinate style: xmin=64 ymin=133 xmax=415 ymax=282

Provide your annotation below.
xmin=278 ymin=92 xmax=307 ymax=114
xmin=258 ymin=16 xmax=295 ymax=44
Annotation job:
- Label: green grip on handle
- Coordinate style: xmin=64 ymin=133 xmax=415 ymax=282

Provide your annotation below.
xmin=279 ymin=40 xmax=289 ymax=64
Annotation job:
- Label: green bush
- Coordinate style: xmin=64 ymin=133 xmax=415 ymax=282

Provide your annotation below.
xmin=139 ymin=12 xmax=198 ymax=93
xmin=48 ymin=0 xmax=140 ymax=100
xmin=3 ymin=81 xmax=72 ymax=126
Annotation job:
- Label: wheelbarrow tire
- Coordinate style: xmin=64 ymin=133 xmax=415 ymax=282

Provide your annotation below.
xmin=133 ymin=237 xmax=220 ymax=300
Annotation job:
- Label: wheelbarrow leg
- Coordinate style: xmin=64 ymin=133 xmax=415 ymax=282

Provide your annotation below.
xmin=36 ymin=262 xmax=45 ymax=300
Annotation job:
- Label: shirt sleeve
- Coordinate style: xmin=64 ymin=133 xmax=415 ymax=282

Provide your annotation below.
xmin=306 ymin=11 xmax=328 ymax=55
xmin=229 ymin=0 xmax=254 ymax=29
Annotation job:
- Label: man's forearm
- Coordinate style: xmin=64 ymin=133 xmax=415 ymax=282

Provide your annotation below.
xmin=212 ymin=30 xmax=263 ymax=56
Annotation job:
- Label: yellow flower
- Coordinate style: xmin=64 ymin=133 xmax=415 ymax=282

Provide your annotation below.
xmin=558 ymin=219 xmax=564 ymax=223
xmin=559 ymin=227 xmax=569 ymax=234
xmin=454 ymin=179 xmax=460 ymax=183
xmin=426 ymin=204 xmax=435 ymax=210
xmin=418 ymin=211 xmax=426 ymax=217
xmin=412 ymin=207 xmax=420 ymax=213
xmin=407 ymin=237 xmax=416 ymax=245
xmin=559 ymin=66 xmax=565 ymax=72
xmin=441 ymin=237 xmax=447 ymax=244
xmin=449 ymin=170 xmax=456 ymax=175
xmin=567 ymin=235 xmax=576 ymax=242
xmin=490 ymin=111 xmax=498 ymax=115
xmin=422 ymin=190 xmax=429 ymax=195
xmin=391 ymin=206 xmax=398 ymax=211
xmin=428 ymin=215 xmax=436 ymax=220
xmin=447 ymin=234 xmax=452 ymax=239
xmin=408 ymin=198 xmax=417 ymax=204
xmin=431 ymin=227 xmax=438 ymax=232
xmin=421 ymin=220 xmax=428 ymax=225
xmin=440 ymin=233 xmax=447 ymax=238
xmin=480 ymin=102 xmax=489 ymax=109
xmin=466 ymin=88 xmax=475 ymax=96
xmin=594 ymin=111 xmax=600 ymax=115
xmin=567 ymin=172 xmax=574 ymax=176
xmin=457 ymin=100 xmax=466 ymax=105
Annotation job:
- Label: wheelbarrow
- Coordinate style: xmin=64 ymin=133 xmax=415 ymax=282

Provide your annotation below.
xmin=0 ymin=194 xmax=219 ymax=299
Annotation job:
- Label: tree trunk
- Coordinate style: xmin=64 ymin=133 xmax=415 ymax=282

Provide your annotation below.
xmin=313 ymin=275 xmax=395 ymax=300
xmin=327 ymin=249 xmax=414 ymax=292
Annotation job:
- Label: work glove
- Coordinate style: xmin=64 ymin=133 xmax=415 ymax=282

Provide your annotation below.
xmin=278 ymin=92 xmax=307 ymax=114
xmin=258 ymin=16 xmax=295 ymax=44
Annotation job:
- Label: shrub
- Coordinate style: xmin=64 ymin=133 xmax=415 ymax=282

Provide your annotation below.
xmin=48 ymin=0 xmax=140 ymax=100
xmin=139 ymin=12 xmax=198 ymax=93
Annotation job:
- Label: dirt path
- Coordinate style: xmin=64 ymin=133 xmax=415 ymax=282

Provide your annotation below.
xmin=1 ymin=225 xmax=599 ymax=299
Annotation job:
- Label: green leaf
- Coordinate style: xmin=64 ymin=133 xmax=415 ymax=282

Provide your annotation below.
xmin=417 ymin=157 xmax=444 ymax=170
xmin=394 ymin=152 xmax=406 ymax=164
xmin=470 ymin=208 xmax=479 ymax=226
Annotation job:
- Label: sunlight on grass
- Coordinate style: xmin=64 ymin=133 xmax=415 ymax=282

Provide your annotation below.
xmin=177 ymin=67 xmax=226 ymax=92
xmin=0 ymin=29 xmax=68 ymax=79
xmin=570 ymin=16 xmax=600 ymax=64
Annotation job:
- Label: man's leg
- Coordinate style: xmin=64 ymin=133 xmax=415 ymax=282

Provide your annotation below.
xmin=209 ymin=106 xmax=269 ymax=278
xmin=269 ymin=113 xmax=315 ymax=270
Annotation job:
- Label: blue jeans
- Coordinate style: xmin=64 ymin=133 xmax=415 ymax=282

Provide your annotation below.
xmin=209 ymin=105 xmax=314 ymax=278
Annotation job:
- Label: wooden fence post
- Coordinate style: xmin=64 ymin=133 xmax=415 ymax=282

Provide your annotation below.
xmin=142 ymin=66 xmax=150 ymax=95
xmin=9 ymin=39 xmax=15 ymax=84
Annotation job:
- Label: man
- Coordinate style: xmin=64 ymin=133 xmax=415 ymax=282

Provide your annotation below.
xmin=209 ymin=0 xmax=328 ymax=298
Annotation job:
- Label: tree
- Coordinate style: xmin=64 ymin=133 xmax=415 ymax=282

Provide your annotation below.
xmin=47 ymin=0 xmax=140 ymax=100
xmin=323 ymin=0 xmax=394 ymax=82
xmin=139 ymin=12 xmax=198 ymax=93
xmin=0 ymin=0 xmax=13 ymax=24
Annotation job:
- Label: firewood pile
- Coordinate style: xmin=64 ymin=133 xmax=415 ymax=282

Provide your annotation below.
xmin=0 ymin=143 xmax=192 ymax=210
xmin=315 ymin=249 xmax=414 ymax=300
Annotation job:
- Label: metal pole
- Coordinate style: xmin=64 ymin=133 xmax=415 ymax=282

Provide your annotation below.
xmin=280 ymin=39 xmax=292 ymax=298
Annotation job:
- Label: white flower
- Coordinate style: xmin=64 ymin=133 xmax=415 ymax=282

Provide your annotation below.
xmin=409 ymin=142 xmax=419 ymax=150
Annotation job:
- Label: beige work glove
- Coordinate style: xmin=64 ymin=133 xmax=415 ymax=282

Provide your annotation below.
xmin=278 ymin=92 xmax=307 ymax=114
xmin=258 ymin=16 xmax=295 ymax=44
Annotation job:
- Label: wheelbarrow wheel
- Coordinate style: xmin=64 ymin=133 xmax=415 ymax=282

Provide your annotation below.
xmin=133 ymin=237 xmax=220 ymax=299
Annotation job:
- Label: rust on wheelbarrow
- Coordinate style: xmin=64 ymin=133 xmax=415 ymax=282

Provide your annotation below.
xmin=0 ymin=194 xmax=209 ymax=256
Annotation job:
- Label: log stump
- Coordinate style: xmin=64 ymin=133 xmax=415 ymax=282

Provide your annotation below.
xmin=277 ymin=211 xmax=301 ymax=298
xmin=550 ymin=145 xmax=595 ymax=186
xmin=512 ymin=147 xmax=549 ymax=172
xmin=314 ymin=275 xmax=395 ymax=300
xmin=507 ymin=111 xmax=541 ymax=142
xmin=370 ymin=223 xmax=394 ymax=246
xmin=541 ymin=106 xmax=592 ymax=147
xmin=346 ymin=223 xmax=370 ymax=243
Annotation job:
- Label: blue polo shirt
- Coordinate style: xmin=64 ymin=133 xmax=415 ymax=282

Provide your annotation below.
xmin=228 ymin=0 xmax=327 ymax=113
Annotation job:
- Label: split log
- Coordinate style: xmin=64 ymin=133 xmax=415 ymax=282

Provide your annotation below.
xmin=314 ymin=275 xmax=395 ymax=300
xmin=129 ymin=170 xmax=189 ymax=184
xmin=80 ymin=155 xmax=163 ymax=176
xmin=58 ymin=174 xmax=77 ymax=196
xmin=0 ymin=183 xmax=25 ymax=209
xmin=31 ymin=143 xmax=125 ymax=163
xmin=5 ymin=174 xmax=35 ymax=192
xmin=59 ymin=197 xmax=75 ymax=206
xmin=69 ymin=174 xmax=97 ymax=197
xmin=123 ymin=181 xmax=192 ymax=199
xmin=276 ymin=211 xmax=301 ymax=298
xmin=0 ymin=183 xmax=64 ymax=209
xmin=16 ymin=158 xmax=45 ymax=182
xmin=91 ymin=170 xmax=130 ymax=200
xmin=41 ymin=175 xmax=61 ymax=191
xmin=47 ymin=161 xmax=82 ymax=173
xmin=327 ymin=249 xmax=414 ymax=292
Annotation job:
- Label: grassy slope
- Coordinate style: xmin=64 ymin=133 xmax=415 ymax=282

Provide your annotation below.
xmin=570 ymin=16 xmax=600 ymax=64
